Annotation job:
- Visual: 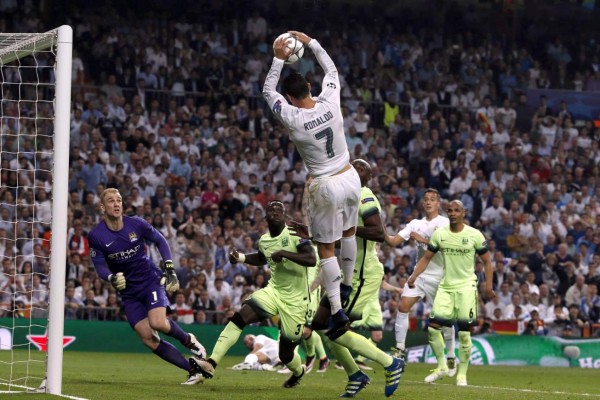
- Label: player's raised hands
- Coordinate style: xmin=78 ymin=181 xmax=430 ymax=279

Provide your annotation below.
xmin=273 ymin=36 xmax=292 ymax=61
xmin=229 ymin=247 xmax=241 ymax=264
xmin=288 ymin=31 xmax=312 ymax=45
xmin=483 ymin=288 xmax=496 ymax=301
xmin=287 ymin=220 xmax=310 ymax=240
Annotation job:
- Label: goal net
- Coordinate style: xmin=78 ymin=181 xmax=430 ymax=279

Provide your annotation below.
xmin=0 ymin=26 xmax=72 ymax=395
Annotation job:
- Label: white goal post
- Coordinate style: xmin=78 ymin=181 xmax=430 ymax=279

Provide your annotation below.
xmin=0 ymin=25 xmax=72 ymax=395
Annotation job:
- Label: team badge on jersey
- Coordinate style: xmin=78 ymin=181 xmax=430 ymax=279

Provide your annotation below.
xmin=326 ymin=82 xmax=336 ymax=89
xmin=272 ymin=100 xmax=282 ymax=113
xmin=90 ymin=249 xmax=96 ymax=257
xmin=462 ymin=238 xmax=469 ymax=245
xmin=281 ymin=236 xmax=289 ymax=247
xmin=129 ymin=232 xmax=138 ymax=242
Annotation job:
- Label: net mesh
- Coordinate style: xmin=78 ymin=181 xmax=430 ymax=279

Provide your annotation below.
xmin=0 ymin=30 xmax=57 ymax=392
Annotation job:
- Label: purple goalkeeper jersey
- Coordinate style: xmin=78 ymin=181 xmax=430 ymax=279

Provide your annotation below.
xmin=88 ymin=216 xmax=172 ymax=296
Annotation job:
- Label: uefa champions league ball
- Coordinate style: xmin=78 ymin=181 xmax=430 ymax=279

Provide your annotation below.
xmin=273 ymin=32 xmax=304 ymax=64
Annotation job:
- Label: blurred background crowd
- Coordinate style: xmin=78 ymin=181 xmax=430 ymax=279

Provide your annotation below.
xmin=0 ymin=0 xmax=599 ymax=338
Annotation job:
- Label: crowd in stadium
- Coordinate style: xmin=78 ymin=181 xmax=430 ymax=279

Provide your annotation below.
xmin=0 ymin=1 xmax=599 ymax=339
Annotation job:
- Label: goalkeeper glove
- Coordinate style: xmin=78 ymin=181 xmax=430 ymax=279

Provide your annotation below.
xmin=161 ymin=260 xmax=179 ymax=295
xmin=108 ymin=272 xmax=126 ymax=291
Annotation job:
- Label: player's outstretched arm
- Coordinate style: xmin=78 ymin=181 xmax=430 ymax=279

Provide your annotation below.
xmin=479 ymin=250 xmax=496 ymax=301
xmin=407 ymin=250 xmax=434 ymax=288
xmin=287 ymin=220 xmax=310 ymax=240
xmin=383 ymin=225 xmax=406 ymax=248
xmin=290 ymin=30 xmax=338 ymax=82
xmin=230 ymin=247 xmax=268 ymax=266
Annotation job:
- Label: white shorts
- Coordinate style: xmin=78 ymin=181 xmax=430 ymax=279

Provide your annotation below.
xmin=402 ymin=274 xmax=442 ymax=304
xmin=307 ymin=166 xmax=360 ymax=243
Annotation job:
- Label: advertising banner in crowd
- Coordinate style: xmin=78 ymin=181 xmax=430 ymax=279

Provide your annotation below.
xmin=406 ymin=335 xmax=600 ymax=368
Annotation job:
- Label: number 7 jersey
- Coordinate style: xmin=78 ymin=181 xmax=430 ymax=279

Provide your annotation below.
xmin=263 ymin=39 xmax=349 ymax=178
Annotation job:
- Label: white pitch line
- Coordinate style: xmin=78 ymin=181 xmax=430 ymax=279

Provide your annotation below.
xmin=406 ymin=379 xmax=600 ymax=397
xmin=0 ymin=384 xmax=90 ymax=400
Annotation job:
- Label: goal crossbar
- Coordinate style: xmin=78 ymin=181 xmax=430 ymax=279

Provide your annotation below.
xmin=0 ymin=32 xmax=57 ymax=65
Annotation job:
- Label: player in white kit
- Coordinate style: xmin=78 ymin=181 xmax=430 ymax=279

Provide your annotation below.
xmin=232 ymin=334 xmax=281 ymax=371
xmin=383 ymin=189 xmax=457 ymax=380
xmin=263 ymin=31 xmax=361 ymax=336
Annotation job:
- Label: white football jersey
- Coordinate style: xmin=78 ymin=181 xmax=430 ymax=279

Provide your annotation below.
xmin=263 ymin=39 xmax=349 ymax=178
xmin=253 ymin=334 xmax=280 ymax=365
xmin=397 ymin=214 xmax=449 ymax=278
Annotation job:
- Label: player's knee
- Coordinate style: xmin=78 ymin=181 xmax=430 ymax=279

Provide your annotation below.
xmin=456 ymin=319 xmax=473 ymax=332
xmin=311 ymin=307 xmax=329 ymax=330
xmin=278 ymin=338 xmax=296 ymax=364
xmin=230 ymin=312 xmax=247 ymax=330
xmin=326 ymin=325 xmax=349 ymax=341
xmin=303 ymin=327 xmax=313 ymax=339
xmin=398 ymin=303 xmax=412 ymax=313
xmin=371 ymin=331 xmax=382 ymax=343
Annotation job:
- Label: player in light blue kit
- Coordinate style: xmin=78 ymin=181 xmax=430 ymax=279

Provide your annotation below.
xmin=88 ymin=188 xmax=205 ymax=385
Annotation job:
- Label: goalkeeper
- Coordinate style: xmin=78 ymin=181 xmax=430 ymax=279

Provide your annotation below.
xmin=89 ymin=188 xmax=205 ymax=385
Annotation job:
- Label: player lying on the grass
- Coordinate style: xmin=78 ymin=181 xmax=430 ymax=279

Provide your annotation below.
xmin=407 ymin=200 xmax=496 ymax=386
xmin=232 ymin=334 xmax=281 ymax=371
xmin=88 ymin=188 xmax=205 ymax=385
xmin=263 ymin=30 xmax=362 ymax=336
xmin=192 ymin=201 xmax=317 ymax=389
xmin=287 ymin=159 xmax=404 ymax=398
xmin=383 ymin=188 xmax=457 ymax=381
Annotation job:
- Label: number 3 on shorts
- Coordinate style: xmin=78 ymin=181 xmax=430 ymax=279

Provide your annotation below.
xmin=315 ymin=127 xmax=335 ymax=158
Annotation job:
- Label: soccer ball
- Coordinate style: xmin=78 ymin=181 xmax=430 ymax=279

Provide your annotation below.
xmin=273 ymin=32 xmax=304 ymax=64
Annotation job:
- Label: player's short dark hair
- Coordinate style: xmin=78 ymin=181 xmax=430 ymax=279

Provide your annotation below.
xmin=423 ymin=188 xmax=440 ymax=200
xmin=282 ymin=72 xmax=310 ymax=99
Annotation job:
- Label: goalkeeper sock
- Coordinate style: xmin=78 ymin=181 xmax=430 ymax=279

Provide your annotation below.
xmin=394 ymin=312 xmax=409 ymax=350
xmin=210 ymin=322 xmax=242 ymax=365
xmin=153 ymin=340 xmax=190 ymax=371
xmin=304 ymin=331 xmax=316 ymax=357
xmin=320 ymin=257 xmax=342 ymax=314
xmin=443 ymin=325 xmax=456 ymax=360
xmin=167 ymin=319 xmax=189 ymax=344
xmin=428 ymin=326 xmax=446 ymax=370
xmin=314 ymin=330 xmax=327 ymax=359
xmin=340 ymin=236 xmax=356 ymax=286
xmin=457 ymin=331 xmax=472 ymax=379
xmin=327 ymin=335 xmax=359 ymax=376
xmin=335 ymin=331 xmax=393 ymax=367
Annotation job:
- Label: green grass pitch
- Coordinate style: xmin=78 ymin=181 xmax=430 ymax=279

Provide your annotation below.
xmin=1 ymin=351 xmax=599 ymax=399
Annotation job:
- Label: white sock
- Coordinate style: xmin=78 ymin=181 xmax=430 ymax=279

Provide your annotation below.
xmin=320 ymin=257 xmax=342 ymax=314
xmin=442 ymin=325 xmax=456 ymax=359
xmin=395 ymin=312 xmax=409 ymax=349
xmin=340 ymin=236 xmax=357 ymax=286
xmin=244 ymin=353 xmax=258 ymax=364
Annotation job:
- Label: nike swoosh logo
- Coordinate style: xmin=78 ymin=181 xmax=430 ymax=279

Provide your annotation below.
xmin=151 ymin=300 xmax=159 ymax=305
xmin=106 ymin=241 xmax=115 ymax=247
